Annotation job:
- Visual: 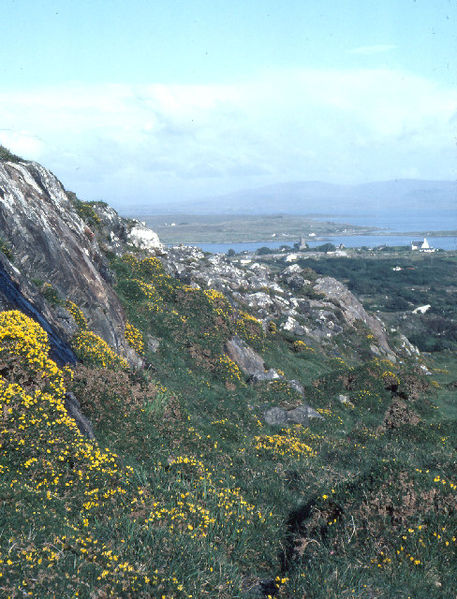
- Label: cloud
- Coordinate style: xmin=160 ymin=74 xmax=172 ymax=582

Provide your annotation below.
xmin=0 ymin=129 xmax=44 ymax=159
xmin=348 ymin=44 xmax=397 ymax=55
xmin=0 ymin=68 xmax=455 ymax=209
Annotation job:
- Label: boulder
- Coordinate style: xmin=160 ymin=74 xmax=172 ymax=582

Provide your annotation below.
xmin=264 ymin=404 xmax=323 ymax=426
xmin=128 ymin=223 xmax=163 ymax=253
xmin=225 ymin=336 xmax=266 ymax=377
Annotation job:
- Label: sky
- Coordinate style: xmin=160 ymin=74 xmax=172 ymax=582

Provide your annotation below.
xmin=1 ymin=0 xmax=456 ymax=211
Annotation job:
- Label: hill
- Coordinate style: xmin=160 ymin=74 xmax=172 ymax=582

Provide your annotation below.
xmin=0 ymin=152 xmax=456 ymax=598
xmin=137 ymin=179 xmax=457 ymax=220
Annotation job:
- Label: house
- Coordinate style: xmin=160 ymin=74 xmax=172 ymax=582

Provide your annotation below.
xmin=412 ymin=304 xmax=431 ymax=314
xmin=411 ymin=238 xmax=434 ymax=252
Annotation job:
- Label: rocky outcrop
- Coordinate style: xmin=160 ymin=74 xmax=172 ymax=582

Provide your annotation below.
xmin=163 ymin=246 xmax=397 ymax=359
xmin=0 ymin=159 xmax=161 ymax=359
xmin=0 ymin=155 xmax=399 ymax=366
xmin=128 ymin=223 xmax=163 ymax=253
xmin=0 ymin=254 xmax=76 ymax=365
xmin=225 ymin=336 xmax=280 ymax=381
xmin=313 ymin=276 xmax=396 ymax=360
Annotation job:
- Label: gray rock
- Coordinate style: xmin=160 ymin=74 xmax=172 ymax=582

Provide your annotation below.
xmin=64 ymin=392 xmax=95 ymax=440
xmin=0 ymin=159 xmax=152 ymax=359
xmin=338 ymin=394 xmax=354 ymax=408
xmin=314 ymin=276 xmax=396 ymax=359
xmin=147 ymin=335 xmax=160 ymax=353
xmin=286 ymin=405 xmax=310 ymax=425
xmin=264 ymin=403 xmax=323 ymax=426
xmin=370 ymin=343 xmax=382 ymax=356
xmin=225 ymin=336 xmax=266 ymax=377
xmin=125 ymin=347 xmax=144 ymax=370
xmin=128 ymin=223 xmax=163 ymax=253
xmin=251 ymin=368 xmax=281 ymax=382
xmin=264 ymin=406 xmax=288 ymax=426
xmin=287 ymin=379 xmax=305 ymax=395
xmin=299 ymin=405 xmax=324 ymax=420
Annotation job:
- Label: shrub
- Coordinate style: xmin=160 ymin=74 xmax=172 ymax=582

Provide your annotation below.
xmin=125 ymin=321 xmax=144 ymax=355
xmin=71 ymin=330 xmax=128 ymax=369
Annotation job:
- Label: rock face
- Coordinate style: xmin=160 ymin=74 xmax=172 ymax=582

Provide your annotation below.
xmin=0 ymin=254 xmax=76 ymax=365
xmin=0 ymin=159 xmax=161 ymax=358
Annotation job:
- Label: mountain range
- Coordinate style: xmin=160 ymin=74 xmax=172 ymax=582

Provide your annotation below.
xmin=137 ymin=179 xmax=457 ymax=218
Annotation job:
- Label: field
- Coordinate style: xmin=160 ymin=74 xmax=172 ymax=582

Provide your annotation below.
xmin=138 ymin=214 xmax=375 ymax=244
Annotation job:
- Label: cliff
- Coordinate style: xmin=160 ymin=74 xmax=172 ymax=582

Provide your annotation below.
xmin=0 ymin=158 xmax=162 ymax=361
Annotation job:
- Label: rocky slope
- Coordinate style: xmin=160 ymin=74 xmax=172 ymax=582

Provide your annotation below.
xmin=162 ymin=246 xmax=403 ymax=362
xmin=0 ymin=158 xmax=162 ymax=361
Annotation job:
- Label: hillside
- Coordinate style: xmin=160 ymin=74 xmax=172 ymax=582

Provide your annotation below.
xmin=0 ymin=153 xmax=456 ymax=598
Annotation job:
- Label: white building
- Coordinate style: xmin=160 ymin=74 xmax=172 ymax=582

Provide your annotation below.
xmin=411 ymin=238 xmax=434 ymax=252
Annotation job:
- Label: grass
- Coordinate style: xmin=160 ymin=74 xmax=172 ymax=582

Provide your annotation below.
xmin=1 ymin=251 xmax=456 ymax=598
xmin=138 ymin=214 xmax=375 ymax=244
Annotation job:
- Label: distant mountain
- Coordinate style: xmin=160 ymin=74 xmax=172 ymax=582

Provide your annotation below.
xmin=143 ymin=179 xmax=457 ymax=217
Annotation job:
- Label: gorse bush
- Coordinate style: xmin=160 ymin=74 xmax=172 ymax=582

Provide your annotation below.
xmin=72 ymin=330 xmax=128 ymax=370
xmin=0 ymin=310 xmax=275 ymax=597
xmin=125 ymin=321 xmax=144 ymax=354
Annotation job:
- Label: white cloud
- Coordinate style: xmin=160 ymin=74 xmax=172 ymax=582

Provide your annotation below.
xmin=0 ymin=129 xmax=44 ymax=159
xmin=0 ymin=68 xmax=455 ymax=209
xmin=348 ymin=44 xmax=397 ymax=55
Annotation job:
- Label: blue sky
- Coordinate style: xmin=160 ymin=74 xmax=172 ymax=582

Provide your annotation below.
xmin=1 ymin=0 xmax=456 ymax=209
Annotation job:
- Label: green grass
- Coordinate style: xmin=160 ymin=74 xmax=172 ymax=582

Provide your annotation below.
xmin=1 ymin=252 xmax=456 ymax=598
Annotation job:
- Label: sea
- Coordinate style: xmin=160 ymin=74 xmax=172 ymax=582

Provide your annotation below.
xmin=189 ymin=236 xmax=457 ymax=254
xmin=170 ymin=211 xmax=457 ymax=254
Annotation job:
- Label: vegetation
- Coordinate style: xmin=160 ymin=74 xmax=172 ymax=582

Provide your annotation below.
xmin=0 ymin=237 xmax=13 ymax=261
xmin=0 ymin=144 xmax=23 ymax=163
xmin=66 ymin=191 xmax=104 ymax=230
xmin=1 ymin=248 xmax=457 ymax=598
xmin=297 ymin=252 xmax=457 ymax=352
